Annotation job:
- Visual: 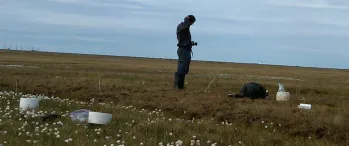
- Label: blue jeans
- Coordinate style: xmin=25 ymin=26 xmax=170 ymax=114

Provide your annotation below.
xmin=174 ymin=47 xmax=191 ymax=89
xmin=176 ymin=47 xmax=192 ymax=76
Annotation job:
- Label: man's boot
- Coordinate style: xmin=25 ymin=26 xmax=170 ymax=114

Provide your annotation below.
xmin=178 ymin=75 xmax=185 ymax=89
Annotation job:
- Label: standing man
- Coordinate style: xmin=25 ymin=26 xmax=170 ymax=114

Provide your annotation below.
xmin=174 ymin=15 xmax=197 ymax=90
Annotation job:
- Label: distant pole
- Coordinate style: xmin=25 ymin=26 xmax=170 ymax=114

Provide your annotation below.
xmin=21 ymin=45 xmax=22 ymax=50
xmin=204 ymin=75 xmax=216 ymax=93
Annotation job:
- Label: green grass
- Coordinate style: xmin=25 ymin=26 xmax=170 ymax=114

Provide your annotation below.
xmin=0 ymin=91 xmax=335 ymax=146
xmin=0 ymin=50 xmax=349 ymax=145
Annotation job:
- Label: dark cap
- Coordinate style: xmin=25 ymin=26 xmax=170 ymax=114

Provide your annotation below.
xmin=185 ymin=15 xmax=196 ymax=23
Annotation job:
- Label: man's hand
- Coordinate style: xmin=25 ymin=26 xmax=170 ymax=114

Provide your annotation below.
xmin=191 ymin=41 xmax=198 ymax=46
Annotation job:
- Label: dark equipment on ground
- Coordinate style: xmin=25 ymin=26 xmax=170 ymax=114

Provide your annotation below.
xmin=228 ymin=82 xmax=269 ymax=99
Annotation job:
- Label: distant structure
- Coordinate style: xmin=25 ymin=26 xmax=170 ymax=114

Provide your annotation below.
xmin=2 ymin=44 xmax=40 ymax=52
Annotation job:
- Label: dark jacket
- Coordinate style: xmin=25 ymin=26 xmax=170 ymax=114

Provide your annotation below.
xmin=176 ymin=19 xmax=192 ymax=49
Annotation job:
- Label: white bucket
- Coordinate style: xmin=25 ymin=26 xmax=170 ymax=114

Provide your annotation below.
xmin=19 ymin=98 xmax=39 ymax=111
xmin=88 ymin=112 xmax=112 ymax=125
xmin=276 ymin=92 xmax=290 ymax=101
xmin=298 ymin=103 xmax=311 ymax=110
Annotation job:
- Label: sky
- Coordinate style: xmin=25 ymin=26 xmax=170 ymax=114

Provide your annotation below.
xmin=1 ymin=0 xmax=349 ymax=69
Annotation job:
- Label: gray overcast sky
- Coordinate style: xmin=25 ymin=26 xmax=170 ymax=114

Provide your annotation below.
xmin=1 ymin=0 xmax=348 ymax=69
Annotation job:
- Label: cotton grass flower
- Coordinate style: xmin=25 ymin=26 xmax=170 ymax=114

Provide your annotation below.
xmin=0 ymin=90 xmax=285 ymax=146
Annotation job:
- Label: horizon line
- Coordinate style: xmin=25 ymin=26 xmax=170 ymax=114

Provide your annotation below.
xmin=1 ymin=48 xmax=348 ymax=71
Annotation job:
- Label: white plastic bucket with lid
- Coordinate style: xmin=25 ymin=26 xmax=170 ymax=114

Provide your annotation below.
xmin=19 ymin=98 xmax=39 ymax=111
xmin=70 ymin=109 xmax=91 ymax=123
xmin=276 ymin=92 xmax=290 ymax=101
xmin=88 ymin=112 xmax=112 ymax=124
xmin=298 ymin=103 xmax=311 ymax=110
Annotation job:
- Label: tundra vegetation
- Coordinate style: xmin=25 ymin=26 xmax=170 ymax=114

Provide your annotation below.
xmin=0 ymin=50 xmax=348 ymax=146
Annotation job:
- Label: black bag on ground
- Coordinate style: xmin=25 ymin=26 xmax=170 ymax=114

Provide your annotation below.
xmin=229 ymin=82 xmax=268 ymax=99
xmin=41 ymin=114 xmax=61 ymax=122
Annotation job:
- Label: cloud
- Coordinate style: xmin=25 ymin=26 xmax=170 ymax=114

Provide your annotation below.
xmin=265 ymin=0 xmax=349 ymax=9
xmin=2 ymin=0 xmax=349 ymax=36
xmin=0 ymin=0 xmax=349 ymax=68
xmin=1 ymin=1 xmax=346 ymax=34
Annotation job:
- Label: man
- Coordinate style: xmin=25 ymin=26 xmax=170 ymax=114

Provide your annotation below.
xmin=174 ymin=15 xmax=197 ymax=90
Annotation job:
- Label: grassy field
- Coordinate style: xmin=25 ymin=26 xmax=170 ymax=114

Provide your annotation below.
xmin=0 ymin=49 xmax=349 ymax=145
